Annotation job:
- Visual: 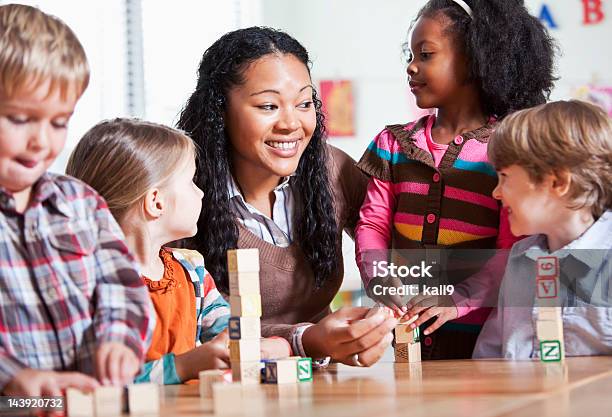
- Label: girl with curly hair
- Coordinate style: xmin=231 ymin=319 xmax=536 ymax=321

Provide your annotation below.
xmin=356 ymin=0 xmax=556 ymax=359
xmin=177 ymin=27 xmax=398 ymax=367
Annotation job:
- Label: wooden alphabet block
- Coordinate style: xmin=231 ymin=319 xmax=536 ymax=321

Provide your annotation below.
xmin=231 ymin=361 xmax=262 ymax=385
xmin=199 ymin=369 xmax=228 ymax=398
xmin=229 ymin=271 xmax=261 ymax=296
xmin=229 ymin=294 xmax=262 ymax=317
xmin=286 ymin=357 xmax=313 ymax=382
xmin=229 ymin=339 xmax=261 ymax=362
xmin=536 ymin=276 xmax=559 ymax=299
xmin=540 ymin=340 xmax=564 ymax=362
xmin=228 ymin=316 xmax=261 ymax=340
xmin=394 ymin=342 xmax=421 ymax=363
xmin=538 ymin=307 xmax=561 ymax=321
xmin=263 ymin=359 xmax=298 ymax=384
xmin=537 ymin=295 xmax=561 ymax=308
xmin=536 ymin=318 xmax=564 ymax=342
xmin=65 ymin=388 xmax=94 ymax=417
xmin=126 ymin=383 xmax=160 ymax=414
xmin=93 ymin=386 xmax=122 ymax=416
xmin=536 ymin=256 xmax=559 ymax=278
xmin=295 ymin=357 xmax=312 ymax=382
xmin=395 ymin=323 xmax=420 ymax=344
xmin=227 ymin=249 xmax=260 ymax=273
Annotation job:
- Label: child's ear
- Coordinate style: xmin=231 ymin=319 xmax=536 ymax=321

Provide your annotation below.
xmin=143 ymin=188 xmax=165 ymax=219
xmin=551 ymin=170 xmax=572 ymax=197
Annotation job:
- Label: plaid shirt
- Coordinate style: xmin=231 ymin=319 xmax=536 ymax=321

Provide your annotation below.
xmin=0 ymin=173 xmax=154 ymax=391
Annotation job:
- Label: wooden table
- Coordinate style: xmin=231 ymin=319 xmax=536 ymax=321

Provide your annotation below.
xmin=161 ymin=357 xmax=612 ymax=417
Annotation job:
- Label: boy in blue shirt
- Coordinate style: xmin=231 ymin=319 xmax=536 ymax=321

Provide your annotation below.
xmin=474 ymin=100 xmax=612 ymax=358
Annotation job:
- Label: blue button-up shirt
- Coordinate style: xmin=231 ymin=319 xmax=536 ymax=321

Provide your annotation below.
xmin=474 ymin=210 xmax=612 ymax=359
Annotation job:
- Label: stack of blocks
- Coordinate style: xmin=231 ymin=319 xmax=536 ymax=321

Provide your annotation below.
xmin=228 ymin=248 xmax=263 ymax=385
xmin=199 ymin=248 xmax=314 ymax=415
xmin=65 ymin=383 xmax=159 ymax=416
xmin=394 ymin=315 xmax=421 ymax=363
xmin=535 ymin=256 xmax=565 ymax=363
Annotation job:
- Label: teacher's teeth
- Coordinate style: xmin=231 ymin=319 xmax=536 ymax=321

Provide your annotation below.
xmin=268 ymin=141 xmax=297 ymax=150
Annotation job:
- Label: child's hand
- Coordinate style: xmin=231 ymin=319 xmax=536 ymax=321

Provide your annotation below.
xmin=96 ymin=342 xmax=140 ymax=386
xmin=404 ymin=294 xmax=458 ymax=336
xmin=3 ymin=369 xmax=98 ymax=396
xmin=175 ymin=330 xmax=230 ymax=381
xmin=260 ymin=337 xmax=292 ymax=360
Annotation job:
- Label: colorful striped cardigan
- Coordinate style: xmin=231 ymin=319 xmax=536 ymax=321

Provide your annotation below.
xmin=357 ymin=115 xmax=504 ymax=253
xmin=356 ymin=115 xmax=520 ymax=359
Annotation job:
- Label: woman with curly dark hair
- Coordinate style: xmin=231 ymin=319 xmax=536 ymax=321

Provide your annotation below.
xmin=177 ymin=27 xmax=397 ymax=367
xmin=356 ymin=0 xmax=557 ymax=359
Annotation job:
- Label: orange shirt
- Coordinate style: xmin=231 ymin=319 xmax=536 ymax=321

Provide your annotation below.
xmin=144 ymin=249 xmax=196 ymax=361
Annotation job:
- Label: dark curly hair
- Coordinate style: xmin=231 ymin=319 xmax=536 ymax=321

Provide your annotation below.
xmin=177 ymin=27 xmax=338 ymax=292
xmin=405 ymin=0 xmax=557 ymax=118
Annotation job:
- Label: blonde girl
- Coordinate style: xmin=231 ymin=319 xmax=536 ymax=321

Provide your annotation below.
xmin=67 ymin=119 xmax=290 ymax=384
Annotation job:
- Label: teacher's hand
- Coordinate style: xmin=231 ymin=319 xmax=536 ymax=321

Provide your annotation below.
xmin=302 ymin=307 xmax=397 ymax=367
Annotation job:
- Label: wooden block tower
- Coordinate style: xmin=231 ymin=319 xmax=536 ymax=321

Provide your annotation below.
xmin=394 ymin=309 xmax=421 ymax=363
xmin=227 ymin=248 xmax=262 ymax=384
xmin=535 ymin=256 xmax=564 ymax=363
xmin=394 ymin=317 xmax=421 ymax=363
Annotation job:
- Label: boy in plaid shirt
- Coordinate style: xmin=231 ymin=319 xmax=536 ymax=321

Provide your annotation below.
xmin=0 ymin=4 xmax=153 ymax=395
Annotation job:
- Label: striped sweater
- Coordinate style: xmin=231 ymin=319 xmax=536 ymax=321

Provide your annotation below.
xmin=356 ymin=115 xmax=518 ymax=318
xmin=357 ymin=115 xmax=504 ymax=252
xmin=135 ymin=248 xmax=229 ymax=384
xmin=358 ymin=116 xmax=514 ymax=249
xmin=356 ymin=115 xmax=521 ymax=360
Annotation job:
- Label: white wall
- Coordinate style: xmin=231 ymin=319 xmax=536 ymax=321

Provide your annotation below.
xmin=142 ymin=0 xmax=263 ymax=126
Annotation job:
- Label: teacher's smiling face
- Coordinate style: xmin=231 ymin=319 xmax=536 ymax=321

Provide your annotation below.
xmin=225 ymin=53 xmax=316 ymax=179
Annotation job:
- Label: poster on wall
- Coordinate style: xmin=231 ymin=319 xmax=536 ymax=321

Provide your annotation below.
xmin=319 ymin=80 xmax=355 ymax=137
xmin=572 ymin=85 xmax=612 ymax=116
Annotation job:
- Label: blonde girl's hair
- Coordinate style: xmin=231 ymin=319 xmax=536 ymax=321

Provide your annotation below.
xmin=488 ymin=100 xmax=612 ymax=218
xmin=0 ymin=4 xmax=89 ymax=99
xmin=66 ymin=118 xmax=196 ymax=224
